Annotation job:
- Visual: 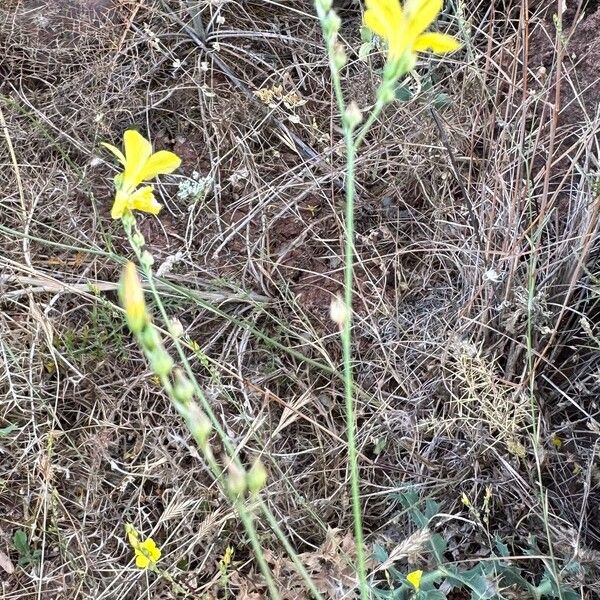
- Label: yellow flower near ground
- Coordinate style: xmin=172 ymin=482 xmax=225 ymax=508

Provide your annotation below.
xmin=364 ymin=0 xmax=460 ymax=73
xmin=407 ymin=568 xmax=423 ymax=590
xmin=102 ymin=130 xmax=181 ymax=219
xmin=134 ymin=537 xmax=162 ymax=569
xmin=125 ymin=523 xmax=161 ymax=569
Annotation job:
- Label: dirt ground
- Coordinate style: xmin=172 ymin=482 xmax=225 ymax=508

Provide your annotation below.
xmin=1 ymin=1 xmax=599 ymax=598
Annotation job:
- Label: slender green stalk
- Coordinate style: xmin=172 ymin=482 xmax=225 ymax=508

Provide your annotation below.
xmin=354 ymin=100 xmax=385 ymax=150
xmin=341 ymin=128 xmax=369 ymax=600
xmin=315 ymin=3 xmax=369 ymax=595
xmin=123 ymin=222 xmax=281 ymax=600
xmin=525 ymin=208 xmax=563 ymax=600
xmin=257 ymin=499 xmax=325 ymax=600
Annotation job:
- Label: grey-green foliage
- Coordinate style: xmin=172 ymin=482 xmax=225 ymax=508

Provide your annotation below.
xmin=13 ymin=530 xmax=41 ymax=567
xmin=372 ymin=491 xmax=584 ymax=600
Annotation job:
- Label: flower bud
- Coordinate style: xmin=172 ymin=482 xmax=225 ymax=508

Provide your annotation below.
xmin=140 ymin=250 xmax=154 ymax=268
xmin=186 ymin=402 xmax=212 ymax=449
xmin=172 ymin=368 xmax=194 ymax=404
xmin=150 ymin=349 xmax=174 ymax=378
xmin=247 ymin=460 xmax=268 ymax=495
xmin=333 ymin=43 xmax=347 ymax=70
xmin=168 ymin=318 xmax=184 ymax=338
xmin=140 ymin=325 xmax=160 ymax=351
xmin=315 ymin=0 xmax=332 ymax=12
xmin=343 ymin=102 xmax=363 ymax=130
xmin=323 ymin=11 xmax=341 ymax=39
xmin=330 ymin=293 xmax=348 ymax=327
xmin=132 ymin=232 xmax=145 ymax=249
xmin=120 ymin=262 xmax=147 ymax=333
xmin=227 ymin=463 xmax=247 ymax=497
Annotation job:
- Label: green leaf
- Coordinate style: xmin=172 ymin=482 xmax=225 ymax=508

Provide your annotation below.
xmin=429 ymin=534 xmax=447 ymax=563
xmin=397 ymin=490 xmax=419 ymax=508
xmin=422 ymin=591 xmax=446 ymax=600
xmin=394 ymin=85 xmax=413 ymax=103
xmin=494 ymin=536 xmax=510 ymax=558
xmin=560 ymin=588 xmax=582 ymax=600
xmin=497 ymin=565 xmax=532 ymax=592
xmin=433 ymin=93 xmax=452 ymax=110
xmin=372 ymin=543 xmax=388 ymax=563
xmin=466 ymin=576 xmax=496 ymax=600
xmin=563 ymin=560 xmax=583 ymax=575
xmin=424 ymin=499 xmax=440 ymax=520
xmin=360 ymin=26 xmax=373 ymax=43
xmin=0 ymin=423 xmax=17 ymax=437
xmin=13 ymin=530 xmax=30 ymax=557
xmin=358 ymin=42 xmax=373 ymax=62
xmin=442 ymin=565 xmax=461 ymax=587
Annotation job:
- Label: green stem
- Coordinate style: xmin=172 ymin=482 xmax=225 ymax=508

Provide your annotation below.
xmin=258 ymin=499 xmax=325 ymax=600
xmin=124 ymin=221 xmax=282 ymax=600
xmin=235 ymin=501 xmax=281 ymax=600
xmin=341 ymin=129 xmax=368 ymax=600
xmin=354 ymin=101 xmax=384 ymax=151
xmin=318 ymin=12 xmax=369 ymax=597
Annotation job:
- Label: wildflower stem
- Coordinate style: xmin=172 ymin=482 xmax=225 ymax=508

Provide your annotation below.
xmin=341 ymin=128 xmax=369 ymax=600
xmin=353 ymin=101 xmax=385 ymax=150
xmin=316 ymin=4 xmax=369 ymax=596
xmin=122 ymin=221 xmax=281 ymax=600
xmin=257 ymin=498 xmax=325 ymax=600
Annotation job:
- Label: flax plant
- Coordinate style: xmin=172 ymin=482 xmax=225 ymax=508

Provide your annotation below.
xmin=315 ymin=0 xmax=460 ymax=597
xmin=104 ymin=131 xmax=324 ymax=599
xmin=104 ymin=2 xmax=460 ymax=595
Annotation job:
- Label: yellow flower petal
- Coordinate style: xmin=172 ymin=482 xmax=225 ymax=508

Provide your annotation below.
xmin=101 ymin=142 xmax=126 ymax=166
xmin=123 ymin=129 xmax=153 ymax=166
xmin=134 ymin=538 xmax=161 ymax=569
xmin=365 ymin=0 xmax=403 ymax=39
xmin=133 ymin=538 xmax=161 ymax=569
xmin=111 ymin=190 xmax=130 ymax=219
xmin=413 ymin=31 xmax=461 ymax=53
xmin=128 ymin=186 xmax=161 ymax=215
xmin=407 ymin=569 xmax=423 ymax=590
xmin=122 ymin=129 xmax=153 ymax=189
xmin=137 ymin=150 xmax=182 ymax=182
xmin=364 ymin=9 xmax=390 ymax=39
xmin=404 ymin=0 xmax=442 ymax=37
xmin=135 ymin=553 xmax=150 ymax=569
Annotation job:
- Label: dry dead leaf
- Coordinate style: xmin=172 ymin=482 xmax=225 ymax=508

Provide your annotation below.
xmin=0 ymin=549 xmax=14 ymax=574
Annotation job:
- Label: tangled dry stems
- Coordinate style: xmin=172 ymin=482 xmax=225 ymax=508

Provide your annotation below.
xmin=1 ymin=0 xmax=599 ymax=598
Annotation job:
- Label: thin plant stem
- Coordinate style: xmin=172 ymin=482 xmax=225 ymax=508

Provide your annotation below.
xmin=123 ymin=220 xmax=328 ymax=600
xmin=319 ymin=13 xmax=369 ymax=598
xmin=123 ymin=223 xmax=281 ymax=600
xmin=257 ymin=498 xmax=325 ymax=600
xmin=341 ymin=127 xmax=369 ymax=600
xmin=354 ymin=100 xmax=385 ymax=150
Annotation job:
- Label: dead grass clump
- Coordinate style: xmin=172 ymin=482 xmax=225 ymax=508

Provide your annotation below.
xmin=1 ymin=0 xmax=599 ymax=597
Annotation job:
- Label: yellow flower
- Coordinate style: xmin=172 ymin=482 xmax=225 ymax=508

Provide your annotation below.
xmin=407 ymin=569 xmax=423 ymax=590
xmin=134 ymin=537 xmax=161 ymax=569
xmin=125 ymin=524 xmax=161 ymax=569
xmin=364 ymin=0 xmax=461 ymax=73
xmin=102 ymin=130 xmax=181 ymax=219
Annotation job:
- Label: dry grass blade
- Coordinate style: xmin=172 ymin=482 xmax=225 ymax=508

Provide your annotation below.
xmin=0 ymin=0 xmax=599 ymax=597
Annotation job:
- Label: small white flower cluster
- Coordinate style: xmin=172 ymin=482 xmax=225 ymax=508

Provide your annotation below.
xmin=177 ymin=171 xmax=213 ymax=203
